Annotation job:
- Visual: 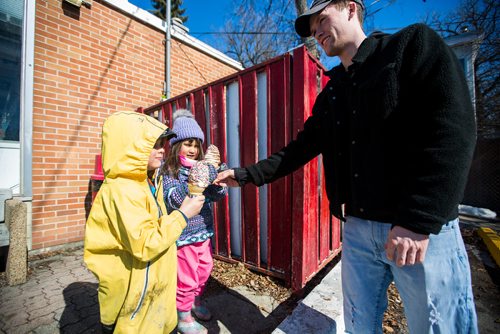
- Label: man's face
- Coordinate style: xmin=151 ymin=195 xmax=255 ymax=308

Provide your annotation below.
xmin=310 ymin=4 xmax=350 ymax=57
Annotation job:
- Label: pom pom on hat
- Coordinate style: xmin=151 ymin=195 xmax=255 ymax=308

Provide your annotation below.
xmin=169 ymin=109 xmax=205 ymax=146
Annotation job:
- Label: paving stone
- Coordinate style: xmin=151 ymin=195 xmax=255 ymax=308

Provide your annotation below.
xmin=8 ymin=324 xmax=36 ymax=334
xmin=33 ymin=271 xmax=54 ymax=281
xmin=2 ymin=310 xmax=29 ymax=328
xmin=58 ymin=286 xmax=82 ymax=301
xmin=20 ymin=287 xmax=45 ymax=300
xmin=27 ymin=305 xmax=56 ymax=321
xmin=78 ymin=304 xmax=100 ymax=318
xmin=24 ymin=297 xmax=50 ymax=310
xmin=24 ymin=312 xmax=55 ymax=331
xmin=46 ymin=270 xmax=73 ymax=280
xmin=57 ymin=306 xmax=80 ymax=327
xmin=0 ymin=285 xmax=21 ymax=300
xmin=1 ymin=304 xmax=29 ymax=319
xmin=70 ymin=291 xmax=98 ymax=311
xmin=36 ymin=300 xmax=66 ymax=313
xmin=59 ymin=314 xmax=100 ymax=334
xmin=41 ymin=283 xmax=63 ymax=295
xmin=70 ymin=267 xmax=95 ymax=280
xmin=57 ymin=276 xmax=78 ymax=286
xmin=46 ymin=295 xmax=66 ymax=311
xmin=19 ymin=278 xmax=42 ymax=289
xmin=46 ymin=261 xmax=66 ymax=270
xmin=31 ymin=322 xmax=59 ymax=334
xmin=61 ymin=260 xmax=84 ymax=270
xmin=53 ymin=306 xmax=66 ymax=322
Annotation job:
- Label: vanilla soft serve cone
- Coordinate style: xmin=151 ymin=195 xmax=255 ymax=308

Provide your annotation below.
xmin=204 ymin=144 xmax=221 ymax=169
xmin=187 ymin=160 xmax=211 ymax=196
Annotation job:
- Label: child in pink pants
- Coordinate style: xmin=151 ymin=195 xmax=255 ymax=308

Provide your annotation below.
xmin=161 ymin=109 xmax=227 ymax=334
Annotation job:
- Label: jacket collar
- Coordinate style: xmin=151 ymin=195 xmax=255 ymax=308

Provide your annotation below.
xmin=325 ymin=31 xmax=388 ymax=79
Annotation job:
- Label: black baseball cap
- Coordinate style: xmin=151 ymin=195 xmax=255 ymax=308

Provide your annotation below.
xmin=295 ymin=0 xmax=365 ymax=37
xmin=159 ymin=127 xmax=177 ymax=140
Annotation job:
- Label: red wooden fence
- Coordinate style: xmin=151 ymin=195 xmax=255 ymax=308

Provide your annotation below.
xmin=141 ymin=46 xmax=341 ymax=291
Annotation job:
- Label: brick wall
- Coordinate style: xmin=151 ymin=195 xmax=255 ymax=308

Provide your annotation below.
xmin=31 ymin=0 xmax=238 ymax=250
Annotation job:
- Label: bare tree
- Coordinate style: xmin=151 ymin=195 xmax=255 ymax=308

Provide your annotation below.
xmin=219 ymin=0 xmax=300 ymax=68
xmin=219 ymin=0 xmax=404 ymax=69
xmin=430 ymin=0 xmax=499 ymax=138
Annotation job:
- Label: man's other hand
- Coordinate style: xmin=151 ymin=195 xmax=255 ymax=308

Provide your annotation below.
xmin=385 ymin=226 xmax=429 ymax=266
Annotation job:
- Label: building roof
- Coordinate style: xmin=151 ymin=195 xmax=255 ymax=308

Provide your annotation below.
xmin=103 ymin=0 xmax=244 ymax=70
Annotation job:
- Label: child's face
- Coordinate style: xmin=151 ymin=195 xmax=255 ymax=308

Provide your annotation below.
xmin=179 ymin=139 xmax=200 ymax=160
xmin=148 ymin=138 xmax=166 ymax=171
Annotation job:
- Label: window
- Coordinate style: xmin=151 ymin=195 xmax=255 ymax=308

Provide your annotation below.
xmin=0 ymin=1 xmax=23 ymax=142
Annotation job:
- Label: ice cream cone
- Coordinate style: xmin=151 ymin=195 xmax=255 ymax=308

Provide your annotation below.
xmin=188 ymin=183 xmax=206 ymax=197
xmin=204 ymin=144 xmax=221 ymax=168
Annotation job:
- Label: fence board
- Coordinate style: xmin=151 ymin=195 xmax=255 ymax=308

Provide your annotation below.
xmin=267 ymin=57 xmax=292 ymax=274
xmin=319 ymin=161 xmax=331 ymax=260
xmin=193 ymin=90 xmax=207 ymax=150
xmin=177 ymin=96 xmax=187 ymax=110
xmin=239 ymin=72 xmax=260 ymax=266
xmin=209 ymin=84 xmax=230 ymax=257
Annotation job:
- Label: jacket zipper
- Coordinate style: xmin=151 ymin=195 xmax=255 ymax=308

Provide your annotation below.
xmin=130 ymin=261 xmax=151 ymax=320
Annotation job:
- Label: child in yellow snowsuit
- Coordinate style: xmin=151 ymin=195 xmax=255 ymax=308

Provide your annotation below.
xmin=84 ymin=111 xmax=205 ymax=333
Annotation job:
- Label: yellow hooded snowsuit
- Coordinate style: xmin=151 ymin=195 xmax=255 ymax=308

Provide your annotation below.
xmin=84 ymin=111 xmax=186 ymax=333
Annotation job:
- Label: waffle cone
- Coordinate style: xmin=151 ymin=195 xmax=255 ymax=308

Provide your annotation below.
xmin=188 ymin=183 xmax=206 ymax=196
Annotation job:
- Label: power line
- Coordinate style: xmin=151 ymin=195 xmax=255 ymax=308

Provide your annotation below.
xmin=191 ymin=31 xmax=293 ymax=35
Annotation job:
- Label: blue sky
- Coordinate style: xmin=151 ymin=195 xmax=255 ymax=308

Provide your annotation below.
xmin=128 ymin=0 xmax=462 ymax=52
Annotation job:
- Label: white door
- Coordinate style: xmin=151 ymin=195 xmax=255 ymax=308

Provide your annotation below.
xmin=0 ymin=0 xmax=34 ymax=197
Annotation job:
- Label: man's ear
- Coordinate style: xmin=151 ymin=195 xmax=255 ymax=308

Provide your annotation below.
xmin=348 ymin=2 xmax=356 ymax=19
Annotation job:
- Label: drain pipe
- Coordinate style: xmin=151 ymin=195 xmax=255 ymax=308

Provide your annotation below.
xmin=164 ymin=0 xmax=171 ymax=101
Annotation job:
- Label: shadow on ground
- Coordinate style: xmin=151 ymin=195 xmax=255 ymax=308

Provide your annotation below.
xmin=203 ymin=278 xmax=296 ymax=334
xmin=58 ymin=278 xmax=296 ymax=334
xmin=60 ymin=282 xmax=100 ymax=333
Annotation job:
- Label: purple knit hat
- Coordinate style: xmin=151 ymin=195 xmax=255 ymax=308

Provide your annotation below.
xmin=169 ymin=109 xmax=204 ymax=146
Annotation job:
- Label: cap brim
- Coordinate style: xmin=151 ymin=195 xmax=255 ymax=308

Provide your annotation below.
xmin=159 ymin=128 xmax=177 ymax=140
xmin=294 ymin=1 xmax=331 ymax=37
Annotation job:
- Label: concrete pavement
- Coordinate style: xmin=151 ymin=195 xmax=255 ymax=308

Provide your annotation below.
xmin=0 ymin=245 xmax=344 ymax=334
xmin=2 ymin=217 xmax=496 ymax=333
xmin=273 ymin=264 xmax=344 ymax=334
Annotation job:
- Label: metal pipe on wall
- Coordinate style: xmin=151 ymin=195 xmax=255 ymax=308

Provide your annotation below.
xmin=164 ymin=0 xmax=171 ymax=101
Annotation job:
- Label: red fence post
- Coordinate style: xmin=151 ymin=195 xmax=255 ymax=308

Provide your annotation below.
xmin=239 ymin=71 xmax=261 ymax=266
xmin=209 ymin=84 xmax=231 ymax=257
xmin=193 ymin=90 xmax=207 ymax=151
xmin=265 ymin=55 xmax=293 ymax=279
xmin=290 ymin=46 xmax=321 ymax=290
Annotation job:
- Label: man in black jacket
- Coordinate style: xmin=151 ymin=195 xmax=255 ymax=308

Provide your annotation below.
xmin=215 ymin=1 xmax=478 ymax=332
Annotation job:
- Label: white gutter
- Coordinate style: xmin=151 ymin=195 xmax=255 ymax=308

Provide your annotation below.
xmin=102 ymin=0 xmax=243 ymax=70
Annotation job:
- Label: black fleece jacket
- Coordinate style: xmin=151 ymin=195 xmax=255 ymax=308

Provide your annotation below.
xmin=234 ymin=24 xmax=476 ymax=235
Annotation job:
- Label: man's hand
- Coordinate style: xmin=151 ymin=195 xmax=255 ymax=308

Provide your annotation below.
xmin=385 ymin=226 xmax=429 ymax=267
xmin=213 ymin=169 xmax=240 ymax=187
xmin=179 ymin=195 xmax=205 ymax=219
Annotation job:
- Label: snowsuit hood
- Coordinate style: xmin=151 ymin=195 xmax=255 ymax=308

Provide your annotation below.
xmin=84 ymin=111 xmax=186 ymax=333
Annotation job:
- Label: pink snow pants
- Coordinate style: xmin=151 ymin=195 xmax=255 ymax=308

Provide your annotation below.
xmin=176 ymin=239 xmax=213 ymax=312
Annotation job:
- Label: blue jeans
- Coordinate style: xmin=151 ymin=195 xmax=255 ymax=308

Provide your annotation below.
xmin=341 ymin=216 xmax=477 ymax=334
